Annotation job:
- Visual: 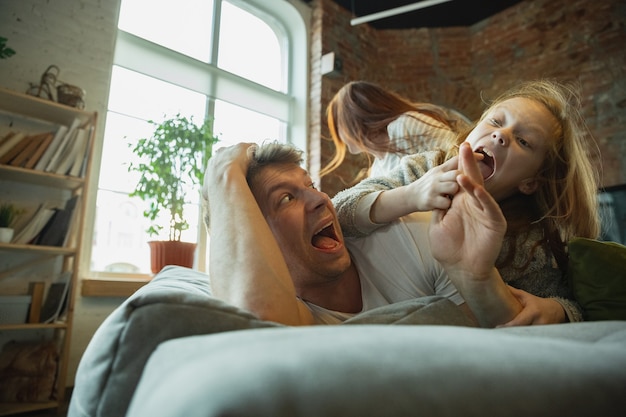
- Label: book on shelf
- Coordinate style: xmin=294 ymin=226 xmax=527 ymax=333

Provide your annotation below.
xmin=7 ymin=132 xmax=54 ymax=168
xmin=11 ymin=203 xmax=57 ymax=245
xmin=0 ymin=132 xmax=26 ymax=162
xmin=54 ymin=127 xmax=89 ymax=176
xmin=40 ymin=272 xmax=71 ymax=324
xmin=35 ymin=195 xmax=80 ymax=247
xmin=44 ymin=117 xmax=81 ymax=173
xmin=68 ymin=126 xmax=93 ymax=177
xmin=33 ymin=124 xmax=68 ymax=171
xmin=23 ymin=132 xmax=55 ymax=169
xmin=7 ymin=133 xmax=41 ymax=167
xmin=0 ymin=128 xmax=14 ymax=145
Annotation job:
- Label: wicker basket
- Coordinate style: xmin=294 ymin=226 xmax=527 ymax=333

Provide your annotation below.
xmin=57 ymin=83 xmax=85 ymax=109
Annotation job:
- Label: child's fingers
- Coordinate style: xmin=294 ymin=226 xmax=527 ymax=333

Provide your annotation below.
xmin=458 ymin=143 xmax=484 ymax=186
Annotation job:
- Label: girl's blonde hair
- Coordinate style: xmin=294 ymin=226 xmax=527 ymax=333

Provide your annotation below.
xmin=477 ymin=80 xmax=601 ymax=243
xmin=321 ymin=81 xmax=463 ymax=177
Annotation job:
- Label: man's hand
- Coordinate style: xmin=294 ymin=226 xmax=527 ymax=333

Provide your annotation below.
xmin=429 ymin=142 xmax=506 ymax=278
xmin=204 ymin=142 xmax=256 ymax=191
xmin=429 ymin=143 xmax=521 ymax=327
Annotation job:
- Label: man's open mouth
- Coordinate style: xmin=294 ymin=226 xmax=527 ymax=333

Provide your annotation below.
xmin=476 ymin=147 xmax=495 ymax=180
xmin=311 ymin=222 xmax=340 ymax=250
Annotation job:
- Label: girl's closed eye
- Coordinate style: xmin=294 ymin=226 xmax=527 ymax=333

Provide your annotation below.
xmin=488 ymin=118 xmax=502 ymax=127
xmin=517 ymin=137 xmax=531 ymax=148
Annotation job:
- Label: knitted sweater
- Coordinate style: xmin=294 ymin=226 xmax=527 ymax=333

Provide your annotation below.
xmin=332 ymin=149 xmax=584 ymax=322
xmin=369 ymin=112 xmax=458 ymax=178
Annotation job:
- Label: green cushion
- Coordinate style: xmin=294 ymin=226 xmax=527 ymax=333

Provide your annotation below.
xmin=568 ymin=237 xmax=626 ymax=321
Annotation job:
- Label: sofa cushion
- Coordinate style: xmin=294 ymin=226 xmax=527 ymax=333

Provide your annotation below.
xmin=127 ymin=321 xmax=626 ymax=417
xmin=68 ymin=266 xmax=474 ymax=417
xmin=568 ymin=237 xmax=626 ymax=321
xmin=68 ymin=266 xmax=282 ymax=417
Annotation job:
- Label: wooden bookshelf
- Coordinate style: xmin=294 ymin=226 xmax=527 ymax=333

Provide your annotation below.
xmin=0 ymin=87 xmax=96 ymax=415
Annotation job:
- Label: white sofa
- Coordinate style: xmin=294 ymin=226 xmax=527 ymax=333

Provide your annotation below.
xmin=68 ymin=263 xmax=626 ymax=417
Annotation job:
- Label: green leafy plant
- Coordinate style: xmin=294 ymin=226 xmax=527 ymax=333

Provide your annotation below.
xmin=0 ymin=37 xmax=16 ymax=60
xmin=0 ymin=203 xmax=23 ymax=228
xmin=128 ymin=114 xmax=219 ymax=241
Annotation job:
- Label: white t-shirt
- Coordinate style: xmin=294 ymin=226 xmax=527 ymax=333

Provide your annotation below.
xmin=304 ymin=211 xmax=464 ymax=324
xmin=369 ymin=112 xmax=457 ymax=178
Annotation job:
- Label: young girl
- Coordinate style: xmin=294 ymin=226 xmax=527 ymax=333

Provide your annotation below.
xmin=332 ymin=80 xmax=601 ymax=324
xmin=321 ymin=81 xmax=470 ymax=180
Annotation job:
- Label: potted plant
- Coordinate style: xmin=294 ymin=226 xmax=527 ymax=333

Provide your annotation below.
xmin=128 ymin=113 xmax=219 ymax=273
xmin=0 ymin=202 xmax=23 ymax=243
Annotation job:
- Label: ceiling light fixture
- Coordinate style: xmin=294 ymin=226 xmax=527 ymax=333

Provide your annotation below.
xmin=350 ymin=0 xmax=454 ymax=26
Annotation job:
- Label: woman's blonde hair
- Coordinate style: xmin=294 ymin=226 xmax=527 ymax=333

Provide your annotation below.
xmin=477 ymin=80 xmax=601 ymax=242
xmin=321 ymin=81 xmax=462 ymax=177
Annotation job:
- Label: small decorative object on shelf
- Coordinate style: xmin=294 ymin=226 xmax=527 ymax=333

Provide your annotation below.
xmin=56 ymin=83 xmax=85 ymax=109
xmin=26 ymin=64 xmax=86 ymax=109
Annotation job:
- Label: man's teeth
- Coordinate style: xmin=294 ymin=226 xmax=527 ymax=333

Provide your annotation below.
xmin=483 ymin=148 xmax=493 ymax=157
xmin=315 ymin=222 xmax=332 ymax=235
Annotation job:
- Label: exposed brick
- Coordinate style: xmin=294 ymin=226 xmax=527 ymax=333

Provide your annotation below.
xmin=313 ymin=0 xmax=626 ymax=196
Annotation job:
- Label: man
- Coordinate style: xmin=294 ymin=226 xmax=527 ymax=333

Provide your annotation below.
xmin=202 ymin=141 xmax=521 ymax=327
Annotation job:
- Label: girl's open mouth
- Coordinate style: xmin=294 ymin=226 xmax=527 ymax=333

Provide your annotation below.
xmin=476 ymin=147 xmax=495 ymax=180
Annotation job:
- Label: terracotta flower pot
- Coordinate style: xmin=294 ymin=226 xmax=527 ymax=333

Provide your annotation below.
xmin=148 ymin=240 xmax=197 ymax=274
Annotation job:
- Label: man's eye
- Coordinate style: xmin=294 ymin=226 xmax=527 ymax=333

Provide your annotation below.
xmin=309 ymin=183 xmax=318 ymax=191
xmin=518 ymin=137 xmax=530 ymax=148
xmin=279 ymin=194 xmax=294 ymax=204
xmin=489 ymin=118 xmax=501 ymax=127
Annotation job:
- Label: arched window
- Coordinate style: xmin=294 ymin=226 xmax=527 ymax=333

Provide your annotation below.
xmin=89 ymin=0 xmax=308 ymax=275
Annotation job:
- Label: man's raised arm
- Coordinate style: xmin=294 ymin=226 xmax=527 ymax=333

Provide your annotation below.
xmin=202 ymin=143 xmax=314 ymax=325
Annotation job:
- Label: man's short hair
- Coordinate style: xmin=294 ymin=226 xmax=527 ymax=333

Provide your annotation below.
xmin=246 ymin=141 xmax=304 ymax=186
xmin=202 ymin=141 xmax=303 ymax=233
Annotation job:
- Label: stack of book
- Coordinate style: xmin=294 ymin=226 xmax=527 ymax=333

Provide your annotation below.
xmin=10 ymin=195 xmax=80 ymax=247
xmin=0 ymin=117 xmax=91 ymax=177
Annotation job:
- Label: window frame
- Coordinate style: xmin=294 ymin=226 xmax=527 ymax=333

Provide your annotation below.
xmin=81 ymin=0 xmax=308 ymax=293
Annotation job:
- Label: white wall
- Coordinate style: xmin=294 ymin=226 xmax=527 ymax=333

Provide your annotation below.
xmin=0 ymin=0 xmax=124 ymax=386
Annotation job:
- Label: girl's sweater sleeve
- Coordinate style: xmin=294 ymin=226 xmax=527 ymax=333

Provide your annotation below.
xmin=332 ymin=150 xmax=447 ymax=238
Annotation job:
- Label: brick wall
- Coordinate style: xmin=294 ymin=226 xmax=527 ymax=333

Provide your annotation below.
xmin=312 ymin=0 xmax=626 ymax=196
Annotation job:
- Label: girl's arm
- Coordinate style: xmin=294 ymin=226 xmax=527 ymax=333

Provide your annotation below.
xmin=369 ymin=156 xmax=460 ymax=223
xmin=332 ymin=150 xmax=449 ymax=237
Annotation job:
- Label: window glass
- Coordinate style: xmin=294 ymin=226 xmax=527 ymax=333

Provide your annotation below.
xmin=107 ymin=66 xmax=207 ymax=121
xmin=218 ymin=1 xmax=283 ymax=90
xmin=90 ymin=0 xmax=301 ymax=276
xmin=213 ymin=99 xmax=284 ymax=149
xmin=118 ymin=0 xmax=215 ymax=62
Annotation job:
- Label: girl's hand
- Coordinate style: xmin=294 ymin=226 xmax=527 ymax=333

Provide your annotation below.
xmin=497 ymin=287 xmax=567 ymax=326
xmin=406 ymin=156 xmax=460 ymax=211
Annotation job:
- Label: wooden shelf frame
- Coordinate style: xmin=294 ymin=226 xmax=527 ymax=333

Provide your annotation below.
xmin=0 ymin=87 xmax=97 ymax=415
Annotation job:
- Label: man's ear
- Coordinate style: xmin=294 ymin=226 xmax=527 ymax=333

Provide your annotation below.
xmin=518 ymin=178 xmax=539 ymax=195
